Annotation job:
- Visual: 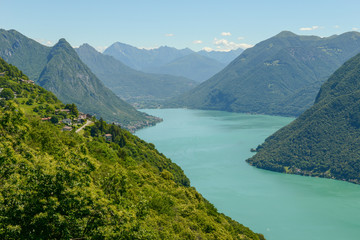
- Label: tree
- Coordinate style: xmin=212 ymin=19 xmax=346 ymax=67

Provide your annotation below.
xmin=0 ymin=88 xmax=14 ymax=100
xmin=50 ymin=116 xmax=59 ymax=124
xmin=65 ymin=103 xmax=79 ymax=117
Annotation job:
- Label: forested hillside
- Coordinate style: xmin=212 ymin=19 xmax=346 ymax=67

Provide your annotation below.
xmin=0 ymin=57 xmax=264 ymax=239
xmin=247 ymin=52 xmax=360 ymax=184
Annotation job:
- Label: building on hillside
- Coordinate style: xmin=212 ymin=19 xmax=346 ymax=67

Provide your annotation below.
xmin=78 ymin=114 xmax=88 ymax=120
xmin=0 ymin=72 xmax=5 ymax=76
xmin=104 ymin=134 xmax=112 ymax=142
xmin=62 ymin=118 xmax=72 ymax=125
xmin=62 ymin=126 xmax=73 ymax=131
xmin=41 ymin=117 xmax=52 ymax=121
xmin=19 ymin=78 xmax=35 ymax=84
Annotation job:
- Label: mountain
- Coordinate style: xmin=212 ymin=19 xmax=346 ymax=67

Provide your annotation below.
xmin=198 ymin=48 xmax=243 ymax=65
xmin=247 ymin=52 xmax=360 ymax=184
xmin=76 ymin=44 xmax=197 ymax=106
xmin=147 ymin=53 xmax=226 ymax=82
xmin=0 ymin=57 xmax=264 ymax=240
xmin=37 ymin=39 xmax=158 ymax=129
xmin=103 ymin=42 xmax=241 ymax=82
xmin=0 ymin=29 xmax=50 ymax=80
xmin=103 ymin=42 xmax=193 ymax=70
xmin=171 ymin=31 xmax=360 ymax=116
xmin=0 ymin=29 xmax=159 ymax=130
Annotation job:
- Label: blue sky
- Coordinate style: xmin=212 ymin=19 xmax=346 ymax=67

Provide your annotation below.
xmin=1 ymin=0 xmax=359 ymax=52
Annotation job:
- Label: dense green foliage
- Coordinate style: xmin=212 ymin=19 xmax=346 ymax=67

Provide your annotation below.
xmin=76 ymin=44 xmax=197 ymax=107
xmin=0 ymin=29 xmax=160 ymax=130
xmin=171 ymin=31 xmax=360 ymax=116
xmin=247 ymin=53 xmax=360 ymax=184
xmin=0 ymin=58 xmax=264 ymax=239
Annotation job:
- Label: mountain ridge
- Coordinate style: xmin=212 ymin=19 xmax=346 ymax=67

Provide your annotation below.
xmin=76 ymin=44 xmax=197 ymax=107
xmin=0 ymin=29 xmax=159 ymax=130
xmin=38 ymin=38 xmax=157 ymax=130
xmin=247 ymin=52 xmax=360 ymax=184
xmin=103 ymin=42 xmax=242 ymax=81
xmin=170 ymin=31 xmax=360 ymax=116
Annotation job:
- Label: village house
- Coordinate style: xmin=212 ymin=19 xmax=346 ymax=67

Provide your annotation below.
xmin=0 ymin=72 xmax=5 ymax=77
xmin=41 ymin=117 xmax=52 ymax=121
xmin=62 ymin=126 xmax=73 ymax=132
xmin=104 ymin=134 xmax=112 ymax=142
xmin=78 ymin=114 xmax=88 ymax=120
xmin=19 ymin=78 xmax=35 ymax=84
xmin=62 ymin=118 xmax=72 ymax=125
xmin=55 ymin=109 xmax=71 ymax=114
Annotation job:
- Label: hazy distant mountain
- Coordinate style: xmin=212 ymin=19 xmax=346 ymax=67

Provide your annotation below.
xmin=247 ymin=52 xmax=360 ymax=184
xmin=147 ymin=53 xmax=226 ymax=82
xmin=103 ymin=42 xmax=241 ymax=82
xmin=0 ymin=29 xmax=159 ymax=129
xmin=198 ymin=48 xmax=243 ymax=64
xmin=103 ymin=42 xmax=193 ymax=70
xmin=76 ymin=44 xmax=197 ymax=106
xmin=171 ymin=31 xmax=360 ymax=116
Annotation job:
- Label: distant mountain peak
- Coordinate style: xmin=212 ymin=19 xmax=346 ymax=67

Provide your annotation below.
xmin=275 ymin=31 xmax=297 ymax=37
xmin=78 ymin=43 xmax=97 ymax=51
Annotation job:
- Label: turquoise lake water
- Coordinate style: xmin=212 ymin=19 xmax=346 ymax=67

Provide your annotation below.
xmin=136 ymin=108 xmax=360 ymax=240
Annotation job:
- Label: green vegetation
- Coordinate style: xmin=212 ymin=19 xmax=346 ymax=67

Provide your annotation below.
xmin=76 ymin=44 xmax=197 ymax=107
xmin=170 ymin=31 xmax=360 ymax=117
xmin=0 ymin=88 xmax=14 ymax=100
xmin=0 ymin=57 xmax=264 ymax=239
xmin=247 ymin=52 xmax=360 ymax=184
xmin=0 ymin=29 xmax=160 ymax=130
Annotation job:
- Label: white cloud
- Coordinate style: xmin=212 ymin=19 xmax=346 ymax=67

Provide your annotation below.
xmin=202 ymin=47 xmax=214 ymax=52
xmin=213 ymin=38 xmax=253 ymax=51
xmin=352 ymin=27 xmax=359 ymax=31
xmin=334 ymin=25 xmax=340 ymax=29
xmin=95 ymin=46 xmax=108 ymax=53
xmin=193 ymin=40 xmax=203 ymax=44
xmin=299 ymin=26 xmax=319 ymax=31
xmin=165 ymin=33 xmax=174 ymax=37
xmin=237 ymin=43 xmax=254 ymax=49
xmin=237 ymin=36 xmax=245 ymax=40
xmin=35 ymin=39 xmax=54 ymax=46
xmin=221 ymin=32 xmax=231 ymax=36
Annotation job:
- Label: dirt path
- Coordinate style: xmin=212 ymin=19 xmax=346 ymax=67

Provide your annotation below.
xmin=75 ymin=120 xmax=93 ymax=133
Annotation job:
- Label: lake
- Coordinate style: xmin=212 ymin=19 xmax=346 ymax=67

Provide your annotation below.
xmin=136 ymin=108 xmax=360 ymax=240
